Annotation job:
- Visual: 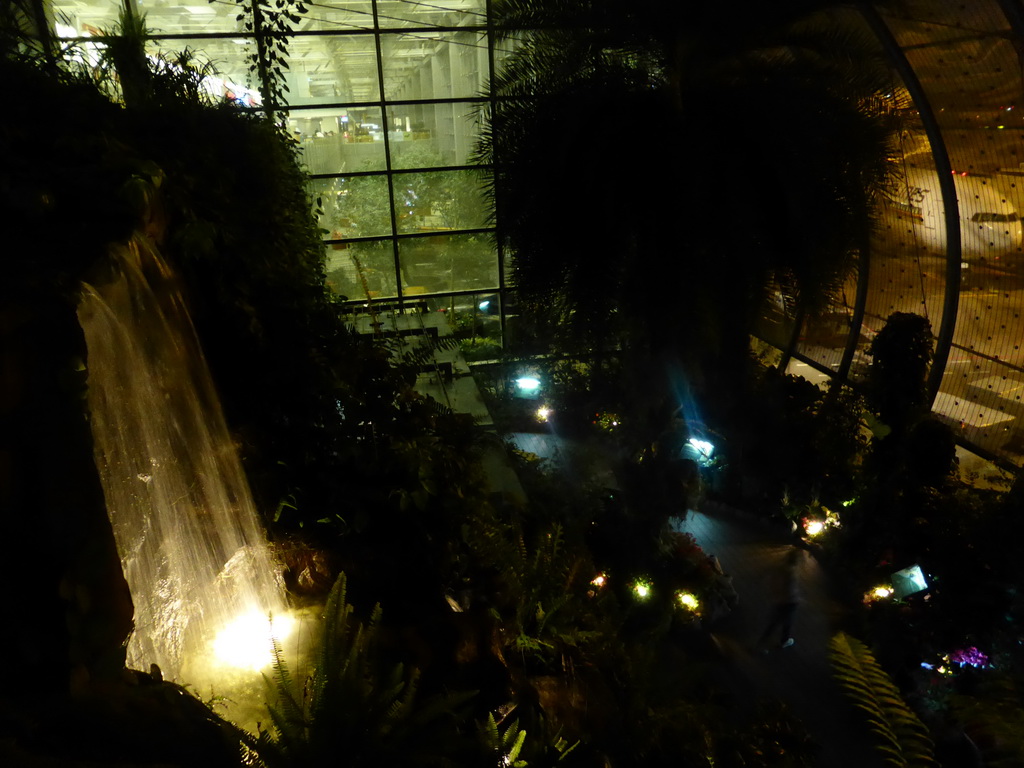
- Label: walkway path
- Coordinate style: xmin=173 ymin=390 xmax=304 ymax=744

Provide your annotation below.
xmin=677 ymin=503 xmax=882 ymax=768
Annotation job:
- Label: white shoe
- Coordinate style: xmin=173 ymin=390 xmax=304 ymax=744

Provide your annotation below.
xmin=781 ymin=638 xmax=795 ymax=648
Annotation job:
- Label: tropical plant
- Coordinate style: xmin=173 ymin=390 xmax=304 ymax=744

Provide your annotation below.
xmin=719 ymin=365 xmax=870 ymax=513
xmin=255 ymin=573 xmax=477 ymax=767
xmin=866 ymin=311 xmax=934 ymax=436
xmin=478 ymin=713 xmax=529 ymax=768
xmin=478 ymin=0 xmax=900 ymax=440
xmin=947 ymin=669 xmax=1024 ymax=768
xmin=828 ymin=631 xmax=938 ymax=767
xmin=231 ymin=0 xmax=308 ymax=119
xmin=465 ymin=515 xmax=605 ymax=671
xmin=477 ymin=710 xmax=585 ymax=768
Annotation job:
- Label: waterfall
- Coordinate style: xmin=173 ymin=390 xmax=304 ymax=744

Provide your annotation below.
xmin=78 ymin=235 xmax=288 ymax=683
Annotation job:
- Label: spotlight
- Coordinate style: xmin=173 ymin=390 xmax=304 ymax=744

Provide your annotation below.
xmin=676 ymin=591 xmax=700 ymax=611
xmin=514 ymin=376 xmax=541 ymax=397
xmin=213 ymin=611 xmax=296 ymax=670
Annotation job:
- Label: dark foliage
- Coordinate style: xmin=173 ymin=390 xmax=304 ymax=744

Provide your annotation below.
xmin=867 ymin=311 xmax=934 ymax=436
xmin=479 ymin=0 xmax=900 ymax=446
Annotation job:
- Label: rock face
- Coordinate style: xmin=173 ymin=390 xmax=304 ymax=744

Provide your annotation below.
xmin=0 ymin=297 xmax=134 ymax=696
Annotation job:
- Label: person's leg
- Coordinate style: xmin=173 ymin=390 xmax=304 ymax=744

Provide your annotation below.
xmin=759 ymin=602 xmax=783 ymax=645
xmin=779 ymin=602 xmax=797 ymax=644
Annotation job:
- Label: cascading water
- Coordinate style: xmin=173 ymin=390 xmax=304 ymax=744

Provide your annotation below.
xmin=77 ymin=234 xmax=290 ymax=688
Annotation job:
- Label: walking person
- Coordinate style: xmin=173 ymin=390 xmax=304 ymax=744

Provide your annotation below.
xmin=758 ymin=546 xmax=803 ymax=649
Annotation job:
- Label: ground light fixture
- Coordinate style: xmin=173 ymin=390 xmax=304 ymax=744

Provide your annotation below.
xmin=864 ymin=585 xmax=894 ymax=604
xmin=685 ymin=437 xmax=716 ymax=466
xmin=804 ymin=520 xmax=825 ymax=537
xmin=891 ymin=564 xmax=929 ymax=599
xmin=536 ymin=405 xmax=553 ymax=422
xmin=514 ymin=376 xmax=542 ymax=398
xmin=632 ymin=578 xmax=652 ymax=600
xmin=802 ymin=507 xmax=841 ymax=539
xmin=675 ymin=590 xmax=700 ymax=613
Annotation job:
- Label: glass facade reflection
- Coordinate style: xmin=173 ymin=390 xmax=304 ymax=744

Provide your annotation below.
xmin=38 ymin=0 xmax=1024 ymax=470
xmin=772 ymin=1 xmax=1024 ymax=470
xmin=47 ymin=0 xmax=497 ymax=314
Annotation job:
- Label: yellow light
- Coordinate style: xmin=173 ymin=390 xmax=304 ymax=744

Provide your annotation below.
xmin=536 ymin=406 xmax=552 ymax=422
xmin=872 ymin=586 xmax=893 ymax=600
xmin=633 ymin=580 xmax=651 ymax=600
xmin=590 ymin=573 xmax=607 ymax=588
xmin=213 ymin=610 xmax=296 ymax=670
xmin=804 ymin=520 xmax=825 ymax=537
xmin=676 ymin=591 xmax=700 ymax=611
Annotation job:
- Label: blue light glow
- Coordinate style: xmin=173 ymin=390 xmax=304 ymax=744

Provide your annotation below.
xmin=688 ymin=438 xmax=714 ymax=457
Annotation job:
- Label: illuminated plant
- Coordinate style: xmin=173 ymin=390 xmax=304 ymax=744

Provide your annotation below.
xmin=632 ymin=578 xmax=653 ymax=600
xmin=255 ymin=573 xmax=475 ymax=767
xmin=675 ymin=590 xmax=700 ymax=614
xmin=863 ymin=585 xmax=894 ymax=604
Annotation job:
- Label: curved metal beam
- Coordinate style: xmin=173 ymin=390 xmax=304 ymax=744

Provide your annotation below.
xmin=859 ymin=4 xmax=962 ymax=404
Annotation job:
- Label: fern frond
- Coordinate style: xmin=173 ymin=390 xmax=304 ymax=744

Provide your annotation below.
xmin=828 ymin=632 xmax=938 ymax=768
xmin=265 ymin=634 xmax=306 ymax=733
xmin=255 ymin=571 xmax=477 ymax=766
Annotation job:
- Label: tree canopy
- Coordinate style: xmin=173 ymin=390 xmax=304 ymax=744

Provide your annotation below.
xmin=479 ymin=0 xmax=900 ymax=428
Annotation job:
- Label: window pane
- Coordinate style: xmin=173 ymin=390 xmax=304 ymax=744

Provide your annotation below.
xmin=289 ymin=107 xmax=387 ymax=173
xmin=389 ymin=101 xmax=484 ymax=168
xmin=312 ymin=174 xmax=394 ymax=239
xmin=394 ymin=169 xmax=488 ymax=234
xmin=398 ymin=233 xmax=497 ymax=294
xmin=381 ymin=30 xmax=488 ymax=100
xmin=52 ymin=0 xmax=124 ymax=36
xmin=326 ymin=240 xmax=398 ymax=300
xmin=296 ymin=0 xmax=376 ymax=32
xmin=377 ymin=0 xmax=487 ymax=30
xmin=137 ymin=2 xmax=242 ymax=35
xmin=493 ymin=31 xmax=523 ymax=72
xmin=447 ymin=292 xmax=503 ymax=362
xmin=286 ymin=33 xmax=380 ymax=104
xmin=147 ymin=37 xmax=257 ymax=96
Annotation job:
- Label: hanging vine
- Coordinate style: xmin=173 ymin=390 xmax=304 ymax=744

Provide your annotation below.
xmin=230 ymin=0 xmax=310 ymax=124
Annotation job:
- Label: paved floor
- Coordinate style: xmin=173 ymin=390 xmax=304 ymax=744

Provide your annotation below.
xmin=676 ymin=503 xmax=882 ymax=768
xmin=353 ymin=307 xmax=495 ymax=427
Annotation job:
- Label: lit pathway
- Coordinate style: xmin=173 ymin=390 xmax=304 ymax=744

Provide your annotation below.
xmin=677 ymin=503 xmax=882 ymax=768
xmin=505 ymin=431 xmax=882 ymax=765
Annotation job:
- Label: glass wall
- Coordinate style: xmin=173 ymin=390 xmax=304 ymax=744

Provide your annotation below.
xmin=777 ymin=1 xmax=1024 ymax=470
xmin=881 ymin=0 xmax=1024 ymax=464
xmin=48 ymin=0 xmax=498 ymax=311
xmin=43 ymin=0 xmax=1024 ymax=468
